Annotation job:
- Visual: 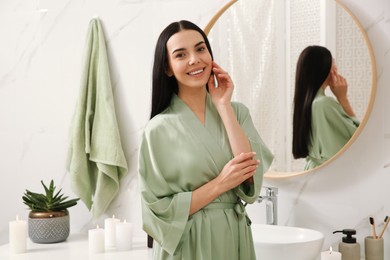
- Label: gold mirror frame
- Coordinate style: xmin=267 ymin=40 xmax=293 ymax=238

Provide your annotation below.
xmin=205 ymin=0 xmax=377 ymax=179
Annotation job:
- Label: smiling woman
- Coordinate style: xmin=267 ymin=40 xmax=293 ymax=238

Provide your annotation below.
xmin=205 ymin=0 xmax=376 ymax=178
xmin=139 ymin=20 xmax=273 ymax=260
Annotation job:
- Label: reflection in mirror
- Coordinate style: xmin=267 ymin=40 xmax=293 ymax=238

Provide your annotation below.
xmin=206 ymin=0 xmax=375 ymax=176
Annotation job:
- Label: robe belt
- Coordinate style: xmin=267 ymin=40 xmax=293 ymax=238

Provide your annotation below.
xmin=202 ymin=201 xmax=254 ymax=259
xmin=204 ymin=201 xmax=252 ymax=226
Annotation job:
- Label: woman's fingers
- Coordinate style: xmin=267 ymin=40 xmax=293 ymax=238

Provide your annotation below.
xmin=212 ymin=61 xmax=229 ymax=76
xmin=331 ymin=70 xmax=338 ymax=84
xmin=215 ymin=73 xmax=230 ymax=83
xmin=234 ymin=151 xmax=256 ymax=162
xmin=212 ymin=61 xmax=223 ymax=71
xmin=218 ymin=152 xmax=260 ymax=192
xmin=233 ymin=152 xmax=260 ymax=174
xmin=339 ymin=75 xmax=347 ymax=85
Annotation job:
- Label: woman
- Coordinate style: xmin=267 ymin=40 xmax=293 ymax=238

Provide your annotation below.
xmin=292 ymin=45 xmax=360 ymax=170
xmin=138 ymin=20 xmax=273 ymax=260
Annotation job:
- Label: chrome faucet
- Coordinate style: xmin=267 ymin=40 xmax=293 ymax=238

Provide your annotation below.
xmin=258 ymin=187 xmax=278 ymax=225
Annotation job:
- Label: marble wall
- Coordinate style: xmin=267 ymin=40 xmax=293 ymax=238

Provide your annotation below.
xmin=0 ymin=0 xmax=227 ymax=244
xmin=0 ymin=0 xmax=389 ymax=258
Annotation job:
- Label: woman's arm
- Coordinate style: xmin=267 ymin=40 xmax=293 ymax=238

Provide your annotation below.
xmin=206 ymin=61 xmax=257 ymax=190
xmin=216 ymin=103 xmax=252 ymax=154
xmin=189 ymin=152 xmax=259 ymax=215
xmin=336 ymin=96 xmax=355 ymax=118
xmin=208 ymin=61 xmax=252 ymax=155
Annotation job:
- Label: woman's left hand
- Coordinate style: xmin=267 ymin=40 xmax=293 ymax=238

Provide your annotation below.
xmin=208 ymin=61 xmax=234 ymax=106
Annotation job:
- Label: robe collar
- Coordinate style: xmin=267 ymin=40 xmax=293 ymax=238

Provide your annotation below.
xmin=170 ymin=93 xmax=233 ymax=168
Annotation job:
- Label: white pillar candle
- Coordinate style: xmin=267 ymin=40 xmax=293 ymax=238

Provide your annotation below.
xmin=9 ymin=215 xmax=27 ymax=254
xmin=104 ymin=215 xmax=120 ymax=248
xmin=116 ymin=220 xmax=133 ymax=251
xmin=321 ymin=247 xmax=342 ymax=260
xmin=89 ymin=225 xmax=105 ymax=253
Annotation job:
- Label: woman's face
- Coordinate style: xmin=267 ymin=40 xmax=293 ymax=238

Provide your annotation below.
xmin=166 ymin=29 xmax=212 ymax=90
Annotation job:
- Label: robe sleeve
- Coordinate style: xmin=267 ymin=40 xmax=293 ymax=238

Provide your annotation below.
xmin=311 ymin=96 xmax=359 ymax=160
xmin=232 ymin=102 xmax=274 ymax=204
xmin=138 ymin=129 xmax=192 ymax=255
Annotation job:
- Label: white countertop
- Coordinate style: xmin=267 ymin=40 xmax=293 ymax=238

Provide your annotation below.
xmin=1 ymin=234 xmax=368 ymax=260
xmin=0 ymin=233 xmax=153 ymax=260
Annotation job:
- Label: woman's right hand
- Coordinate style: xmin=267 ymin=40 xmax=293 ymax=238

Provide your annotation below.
xmin=216 ymin=152 xmax=260 ymax=193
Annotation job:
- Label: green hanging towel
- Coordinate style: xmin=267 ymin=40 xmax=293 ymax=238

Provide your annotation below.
xmin=66 ymin=18 xmax=128 ymax=220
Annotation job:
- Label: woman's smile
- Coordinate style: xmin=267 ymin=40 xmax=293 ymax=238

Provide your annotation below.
xmin=187 ymin=67 xmax=207 ymax=78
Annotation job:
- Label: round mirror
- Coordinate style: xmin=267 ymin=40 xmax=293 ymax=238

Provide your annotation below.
xmin=205 ymin=0 xmax=376 ymax=178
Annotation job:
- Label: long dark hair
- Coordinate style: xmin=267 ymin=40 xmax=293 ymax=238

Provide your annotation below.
xmin=150 ymin=20 xmax=214 ymax=119
xmin=292 ymin=45 xmax=332 ymax=159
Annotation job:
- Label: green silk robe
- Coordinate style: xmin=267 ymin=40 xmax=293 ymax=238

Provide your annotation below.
xmin=305 ymin=89 xmax=360 ymax=170
xmin=138 ymin=93 xmax=273 ymax=260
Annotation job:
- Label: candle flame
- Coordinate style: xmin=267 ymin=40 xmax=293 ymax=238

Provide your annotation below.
xmin=16 ymin=215 xmax=19 ymax=221
xmin=329 ymin=246 xmax=333 ymax=254
xmin=96 ymin=225 xmax=100 ymax=229
xmin=124 ymin=219 xmax=127 ymax=223
xmin=112 ymin=214 xmax=115 ymax=218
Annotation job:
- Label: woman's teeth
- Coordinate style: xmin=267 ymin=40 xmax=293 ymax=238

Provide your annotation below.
xmin=188 ymin=69 xmax=203 ymax=75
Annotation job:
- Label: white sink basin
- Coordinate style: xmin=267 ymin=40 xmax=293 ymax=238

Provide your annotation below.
xmin=251 ymin=224 xmax=324 ymax=260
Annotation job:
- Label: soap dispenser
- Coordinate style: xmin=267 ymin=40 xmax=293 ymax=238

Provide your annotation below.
xmin=333 ymin=229 xmax=360 ymax=260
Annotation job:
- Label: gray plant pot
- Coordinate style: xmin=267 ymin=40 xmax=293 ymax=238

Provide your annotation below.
xmin=28 ymin=210 xmax=70 ymax=243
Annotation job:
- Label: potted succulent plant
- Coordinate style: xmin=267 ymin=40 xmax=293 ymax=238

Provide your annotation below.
xmin=22 ymin=179 xmax=79 ymax=243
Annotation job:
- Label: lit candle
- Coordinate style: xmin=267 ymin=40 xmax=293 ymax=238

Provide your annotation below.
xmin=321 ymin=247 xmax=342 ymax=260
xmin=116 ymin=219 xmax=133 ymax=251
xmin=89 ymin=225 xmax=105 ymax=253
xmin=9 ymin=215 xmax=27 ymax=254
xmin=104 ymin=215 xmax=120 ymax=248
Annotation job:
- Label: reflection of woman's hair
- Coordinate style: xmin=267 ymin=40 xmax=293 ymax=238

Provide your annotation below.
xmin=150 ymin=20 xmax=214 ymax=119
xmin=292 ymin=45 xmax=332 ymax=159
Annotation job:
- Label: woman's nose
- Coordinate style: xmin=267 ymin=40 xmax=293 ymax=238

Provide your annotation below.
xmin=188 ymin=53 xmax=200 ymax=65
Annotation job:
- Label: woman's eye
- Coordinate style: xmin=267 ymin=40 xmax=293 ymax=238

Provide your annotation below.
xmin=197 ymin=47 xmax=206 ymax=52
xmin=175 ymin=53 xmax=185 ymax=58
